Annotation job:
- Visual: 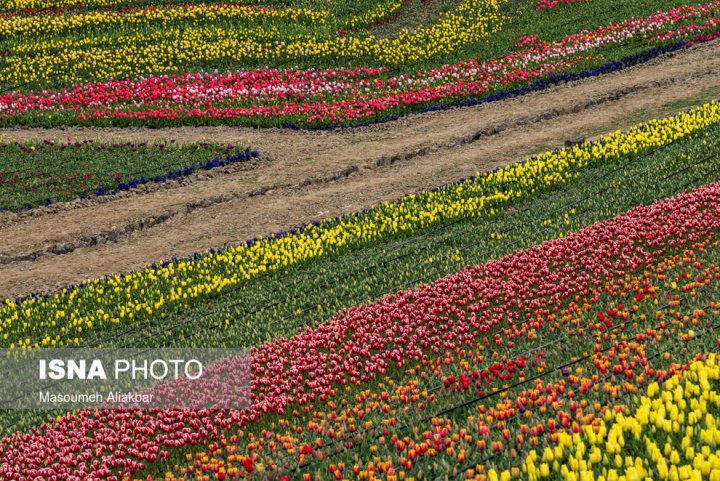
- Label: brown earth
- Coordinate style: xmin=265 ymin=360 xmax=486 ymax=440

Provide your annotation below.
xmin=1 ymin=40 xmax=720 ymax=299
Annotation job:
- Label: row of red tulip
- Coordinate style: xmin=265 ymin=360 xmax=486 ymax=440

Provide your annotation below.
xmin=2 ymin=175 xmax=719 ymax=479
xmin=1 ymin=1 xmax=718 ymax=127
xmin=155 ymin=184 xmax=720 ymax=479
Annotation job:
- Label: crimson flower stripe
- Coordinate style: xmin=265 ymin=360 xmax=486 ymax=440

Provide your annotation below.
xmin=1 ymin=1 xmax=719 ymax=127
xmin=2 ymin=173 xmax=720 ymax=480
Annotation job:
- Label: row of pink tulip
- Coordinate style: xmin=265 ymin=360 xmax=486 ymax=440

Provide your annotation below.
xmin=1 ymin=1 xmax=718 ymax=127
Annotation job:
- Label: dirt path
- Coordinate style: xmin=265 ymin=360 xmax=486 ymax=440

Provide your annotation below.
xmin=2 ymin=41 xmax=720 ymax=299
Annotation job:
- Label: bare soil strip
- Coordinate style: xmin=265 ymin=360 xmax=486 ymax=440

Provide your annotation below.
xmin=1 ymin=41 xmax=720 ymax=299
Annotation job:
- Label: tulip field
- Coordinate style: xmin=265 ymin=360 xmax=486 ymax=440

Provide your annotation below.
xmin=1 ymin=95 xmax=720 ymax=479
xmin=1 ymin=0 xmax=720 ymax=127
xmin=3 ymin=0 xmax=720 ymax=479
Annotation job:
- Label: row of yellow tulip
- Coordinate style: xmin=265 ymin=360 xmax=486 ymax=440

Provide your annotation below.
xmin=510 ymin=354 xmax=720 ymax=481
xmin=2 ymin=100 xmax=720 ymax=349
xmin=1 ymin=0 xmax=124 ymax=11
xmin=0 ymin=0 xmax=504 ymax=87
xmin=340 ymin=0 xmax=406 ymax=31
xmin=0 ymin=3 xmax=328 ymax=39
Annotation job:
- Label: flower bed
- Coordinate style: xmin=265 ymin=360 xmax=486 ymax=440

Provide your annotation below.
xmin=2 ymin=173 xmax=720 ymax=480
xmin=0 ymin=0 xmax=716 ymax=127
xmin=0 ymin=139 xmax=258 ymax=211
xmin=2 ymin=100 xmax=719 ymax=351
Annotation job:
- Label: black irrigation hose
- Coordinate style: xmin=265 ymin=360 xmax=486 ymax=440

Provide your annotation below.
xmin=444 ymin=316 xmax=720 ymax=480
xmin=250 ymin=306 xmax=583 ymax=471
xmin=255 ymin=160 xmax=720 ymax=458
xmin=294 ymin=278 xmax=720 ymax=476
xmin=282 ymin=171 xmax=720 ymax=469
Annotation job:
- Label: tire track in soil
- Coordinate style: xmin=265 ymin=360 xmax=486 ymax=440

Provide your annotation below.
xmin=1 ymin=40 xmax=720 ymax=299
